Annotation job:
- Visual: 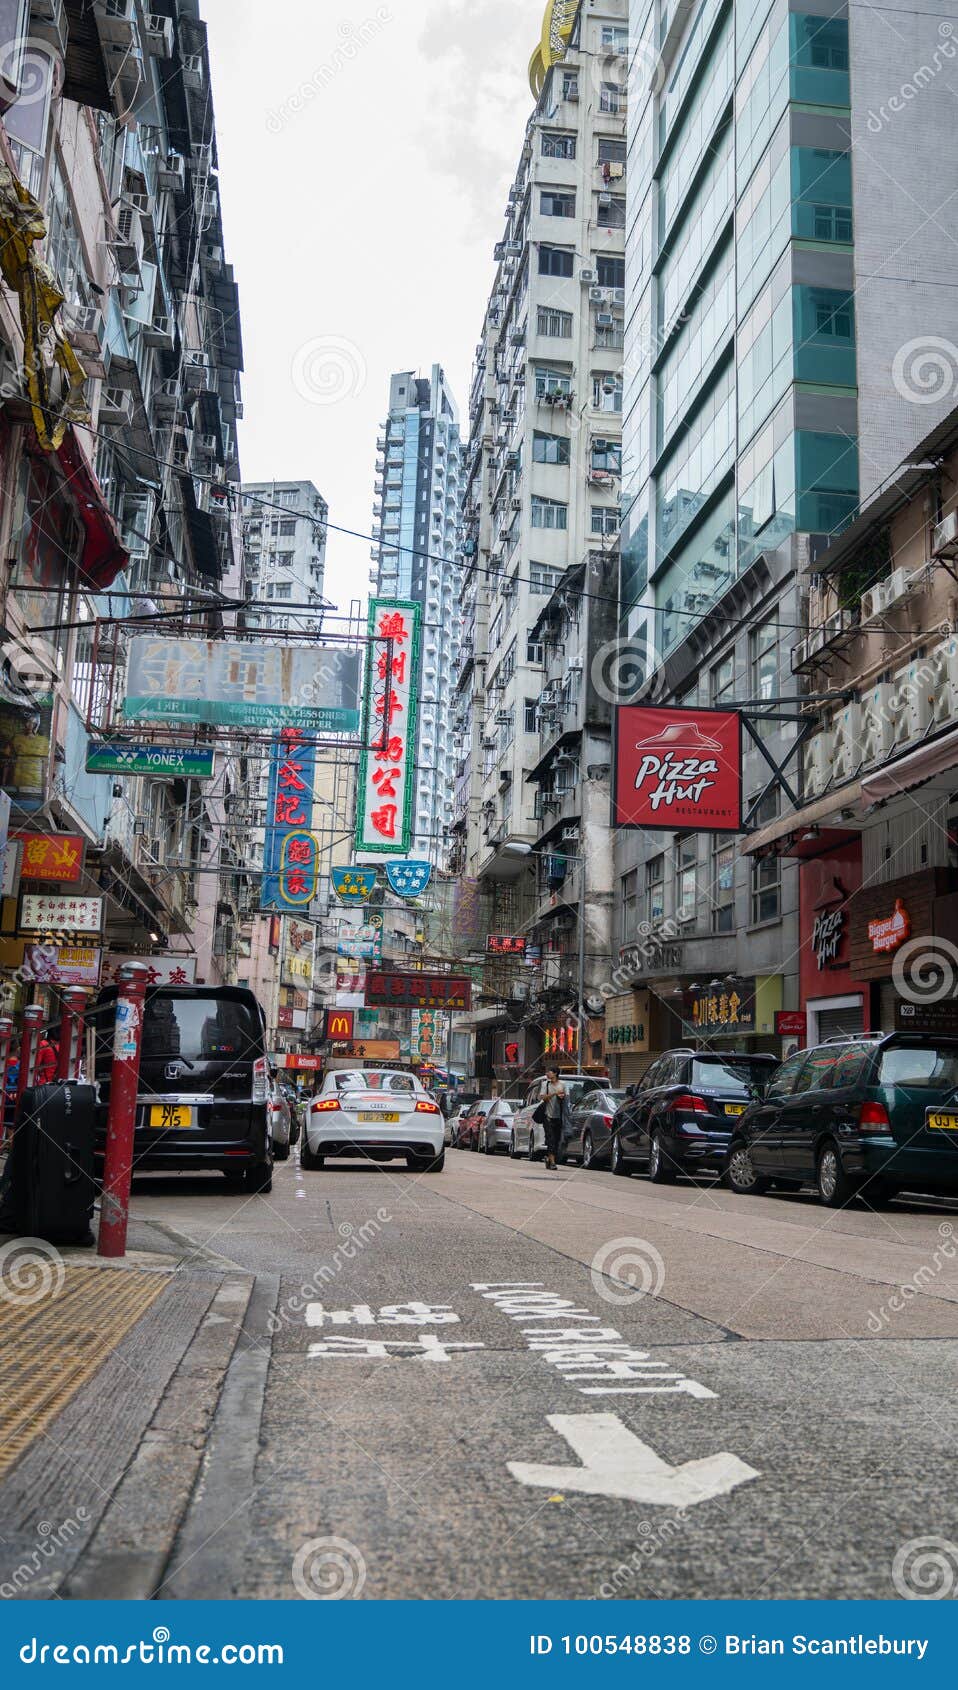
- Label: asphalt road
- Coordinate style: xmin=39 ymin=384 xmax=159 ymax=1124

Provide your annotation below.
xmin=118 ymin=1148 xmax=958 ymax=1600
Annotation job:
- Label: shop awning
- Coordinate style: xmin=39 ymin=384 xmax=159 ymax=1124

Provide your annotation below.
xmin=739 ymin=784 xmax=864 ymax=857
xmin=860 ymin=725 xmax=958 ymax=803
xmin=56 ymin=430 xmax=129 ymax=592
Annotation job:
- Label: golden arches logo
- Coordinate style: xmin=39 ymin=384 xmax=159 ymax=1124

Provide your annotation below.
xmin=529 ymin=0 xmax=578 ymax=98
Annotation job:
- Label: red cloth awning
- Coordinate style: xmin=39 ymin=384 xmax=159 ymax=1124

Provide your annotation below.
xmin=56 ymin=428 xmax=129 ymax=592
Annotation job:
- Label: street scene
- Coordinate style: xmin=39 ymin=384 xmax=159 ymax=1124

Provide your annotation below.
xmin=0 ymin=0 xmax=956 ymax=1630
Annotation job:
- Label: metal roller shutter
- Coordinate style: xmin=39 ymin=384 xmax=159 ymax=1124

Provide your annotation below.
xmin=817 ymin=1002 xmax=865 ymax=1041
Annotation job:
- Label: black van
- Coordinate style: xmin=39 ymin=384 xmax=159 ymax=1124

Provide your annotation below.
xmin=93 ymin=985 xmax=273 ymax=1192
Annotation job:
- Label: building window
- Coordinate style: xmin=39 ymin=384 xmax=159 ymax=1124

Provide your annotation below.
xmin=676 ymin=837 xmax=698 ymax=921
xmin=591 ymin=438 xmax=621 ymax=473
xmin=711 ymin=836 xmax=736 ymax=932
xmin=275 ymin=582 xmax=292 ymax=600
xmin=562 ymin=70 xmax=579 ymax=99
xmin=489 ymin=608 xmax=503 ymax=650
xmin=592 ymin=372 xmax=623 ymax=411
xmin=542 ymin=132 xmax=576 ymax=159
xmin=527 ymin=637 xmax=544 ymax=664
xmin=524 ymin=698 xmax=538 ymax=732
xmin=277 ymin=552 xmax=294 ymax=568
xmin=541 ymin=190 xmax=576 ymax=218
xmin=530 ymin=562 xmax=560 ymax=594
xmin=751 ymin=621 xmax=779 ymax=701
xmin=533 ymin=430 xmax=570 ymax=465
xmin=646 ymin=855 xmax=665 ymax=923
xmin=279 ymin=519 xmax=296 ymax=536
xmin=596 ymin=254 xmax=625 ymax=289
xmin=622 ymin=869 xmax=638 ymax=937
xmin=710 ymin=653 xmax=735 ymax=705
xmin=591 ymin=505 xmax=619 ymax=536
xmin=531 ymin=496 xmax=568 ymax=530
xmin=538 ymin=244 xmax=575 ymax=278
xmin=601 ymin=24 xmax=628 ymax=49
xmin=816 ymin=301 xmax=852 ymax=337
xmin=537 ymin=305 xmax=573 ymax=338
xmin=596 ymin=195 xmax=626 ymax=228
xmin=599 ymin=82 xmax=623 ymax=113
xmin=751 ymin=854 xmax=781 ymax=924
xmin=534 ymin=366 xmax=573 ymax=399
xmin=598 ymin=137 xmax=626 ymax=164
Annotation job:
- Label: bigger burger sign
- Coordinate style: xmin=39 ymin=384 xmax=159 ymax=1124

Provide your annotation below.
xmin=614 ymin=707 xmax=743 ymax=832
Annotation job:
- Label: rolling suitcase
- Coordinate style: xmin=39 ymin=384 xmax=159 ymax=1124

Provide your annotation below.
xmin=21 ymin=1084 xmax=97 ymax=1247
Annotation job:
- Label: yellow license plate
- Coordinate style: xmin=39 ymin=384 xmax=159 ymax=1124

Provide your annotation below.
xmin=149 ymin=1105 xmax=194 ymax=1130
xmin=928 ymin=1112 xmax=958 ymax=1131
xmin=725 ymin=1104 xmax=746 ymax=1117
xmin=359 ymin=1111 xmax=399 ymax=1123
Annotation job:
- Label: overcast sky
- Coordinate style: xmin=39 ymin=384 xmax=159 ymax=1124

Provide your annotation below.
xmin=202 ymin=0 xmax=544 ymax=613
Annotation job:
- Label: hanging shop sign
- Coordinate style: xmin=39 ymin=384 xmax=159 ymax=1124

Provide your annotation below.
xmin=14 ymin=831 xmax=84 ymax=883
xmin=324 ymin=1009 xmax=356 ymax=1042
xmin=543 ymin=1022 xmax=580 ymax=1061
xmin=603 ymin=991 xmax=651 ymax=1056
xmin=336 ymin=1039 xmax=402 ymax=1060
xmin=614 ymin=707 xmax=743 ymax=833
xmin=355 ymin=601 xmax=422 ymax=856
xmin=281 ymin=917 xmax=316 ymax=988
xmin=385 ymin=860 xmax=432 ymax=899
xmin=775 ymin=1011 xmax=808 ymax=1038
xmin=85 ymin=742 xmax=216 ymax=779
xmin=20 ymin=893 xmax=102 ymax=933
xmin=22 ymin=944 xmax=100 ymax=987
xmin=331 ymin=867 xmax=378 ymax=903
xmin=281 ymin=1053 xmax=324 ymax=1072
xmin=685 ymin=980 xmax=756 ymax=1036
xmin=100 ymin=953 xmax=197 ymax=989
xmin=123 ymin=637 xmax=361 ymax=732
xmin=867 ymin=898 xmax=911 ymax=954
xmin=261 ymin=728 xmax=318 ymax=911
xmin=488 ymin=935 xmax=527 ymax=955
xmin=364 ymin=971 xmax=472 ymax=1011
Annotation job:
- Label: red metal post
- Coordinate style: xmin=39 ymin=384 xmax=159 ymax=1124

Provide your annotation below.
xmin=58 ymin=988 xmax=88 ymax=1081
xmin=16 ymin=1006 xmax=44 ymax=1110
xmin=98 ymin=963 xmax=149 ymax=1260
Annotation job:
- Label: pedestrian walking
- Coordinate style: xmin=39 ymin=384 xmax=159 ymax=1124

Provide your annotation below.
xmin=541 ymin=1068 xmax=567 ymax=1171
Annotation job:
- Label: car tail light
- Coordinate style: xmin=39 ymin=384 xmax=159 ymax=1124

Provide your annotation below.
xmin=312 ymin=1097 xmax=342 ymax=1113
xmin=252 ymin=1057 xmax=268 ymax=1104
xmin=858 ymin=1100 xmax=892 ymax=1132
xmin=601 ymin=1115 xmax=613 ymax=1127
xmin=415 ymin=1100 xmax=441 ymax=1114
xmin=669 ymin=1093 xmax=709 ymax=1114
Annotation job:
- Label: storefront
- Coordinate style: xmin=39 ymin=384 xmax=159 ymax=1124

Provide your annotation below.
xmin=681 ymin=975 xmax=783 ymax=1053
xmin=847 ymin=868 xmax=958 ymax=1033
xmin=799 ymin=839 xmax=871 ymax=1043
xmin=603 ymin=990 xmax=651 ymax=1086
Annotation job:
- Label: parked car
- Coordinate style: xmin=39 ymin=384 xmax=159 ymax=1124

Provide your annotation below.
xmin=448 ymin=1103 xmax=474 ymax=1148
xmin=565 ymin=1088 xmax=628 ymax=1168
xmin=611 ymin=1049 xmax=780 ymax=1183
xmin=268 ymin=1077 xmax=293 ymax=1161
xmin=281 ymin=1085 xmax=303 ymax=1146
xmin=92 ymin=984 xmax=273 ymax=1193
xmin=511 ymin=1073 xmax=610 ymax=1160
xmin=478 ymin=1100 xmax=515 ymax=1155
xmin=301 ymin=1068 xmax=444 ymax=1172
xmin=458 ymin=1098 xmax=499 ymax=1152
xmin=725 ymin=1034 xmax=958 ymax=1207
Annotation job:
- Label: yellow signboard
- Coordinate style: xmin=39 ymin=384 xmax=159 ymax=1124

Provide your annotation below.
xmin=529 ymin=0 xmax=578 ymax=98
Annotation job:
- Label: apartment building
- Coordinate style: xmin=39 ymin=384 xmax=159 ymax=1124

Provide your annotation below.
xmin=612 ymin=0 xmax=958 ymax=1057
xmin=370 ymin=366 xmax=462 ymax=866
xmin=0 ymin=0 xmax=249 ymax=1011
xmin=450 ymin=0 xmax=628 ymax=1082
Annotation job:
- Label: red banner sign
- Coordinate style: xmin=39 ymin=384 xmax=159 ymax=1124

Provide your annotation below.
xmin=487 ymin=935 xmax=526 ymax=954
xmin=15 ymin=832 xmax=85 ymax=883
xmin=614 ymin=707 xmax=742 ymax=832
xmin=324 ymin=1009 xmax=356 ymax=1041
xmin=364 ymin=972 xmax=473 ymax=1011
xmin=775 ymin=1011 xmax=808 ymax=1038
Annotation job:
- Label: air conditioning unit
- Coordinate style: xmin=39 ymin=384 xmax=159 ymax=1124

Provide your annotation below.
xmin=203 ymin=242 xmax=224 ymax=275
xmin=481 ymin=735 xmax=497 ymax=749
xmin=821 ymin=607 xmax=853 ymax=648
xmin=803 ymin=728 xmax=833 ymax=799
xmin=510 ymin=327 xmax=526 ymax=347
xmin=67 ymin=305 xmax=109 ymax=378
xmin=183 ymin=350 xmax=210 ymax=390
xmin=504 ymin=241 xmax=522 ymax=258
xmin=158 ymin=151 xmax=186 ymax=192
xmin=928 ymin=636 xmax=958 ymax=727
xmin=143 ymin=13 xmax=174 ymax=56
xmin=143 ymin=313 xmax=174 ymax=350
xmin=99 ymin=386 xmax=133 ymax=424
xmin=501 ymin=580 xmax=516 ymax=598
xmin=181 ymin=52 xmax=204 ymax=88
xmin=858 ymin=681 xmax=895 ymax=765
xmin=830 ymin=699 xmax=862 ymax=783
xmin=495 ymin=711 xmax=512 ymax=725
xmin=98 ymin=0 xmax=137 ymax=45
xmin=596 ymin=310 xmax=615 ymax=328
xmin=580 ymin=267 xmax=597 ymax=284
xmin=510 ymin=496 xmax=522 ymax=511
xmin=598 ymin=192 xmax=613 ymax=209
xmin=109 ymin=205 xmax=143 ymax=273
xmin=589 ymin=285 xmax=605 ymax=304
xmin=933 ymin=511 xmax=958 ymax=555
xmin=612 ymin=288 xmax=626 ymax=306
xmin=32 ymin=0 xmax=68 ymax=57
xmin=153 ymin=377 xmax=179 ymax=417
xmin=860 ymin=567 xmax=910 ymax=622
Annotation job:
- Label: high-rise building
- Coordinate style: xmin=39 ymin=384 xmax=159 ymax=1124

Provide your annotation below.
xmin=370 ymin=367 xmax=462 ymax=864
xmin=613 ymin=0 xmax=958 ymax=1060
xmin=240 ymin=480 xmax=328 ymax=628
xmin=450 ymin=0 xmax=627 ymax=1086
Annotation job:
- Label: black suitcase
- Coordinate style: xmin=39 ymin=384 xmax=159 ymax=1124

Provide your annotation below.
xmin=13 ymin=1085 xmax=97 ymax=1247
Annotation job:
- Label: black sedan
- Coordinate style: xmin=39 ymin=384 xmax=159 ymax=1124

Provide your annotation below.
xmin=610 ymin=1049 xmax=780 ymax=1183
xmin=562 ymin=1089 xmax=628 ymax=1168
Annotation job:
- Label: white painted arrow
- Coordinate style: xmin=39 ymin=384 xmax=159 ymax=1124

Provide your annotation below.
xmin=507 ymin=1414 xmax=760 ymax=1509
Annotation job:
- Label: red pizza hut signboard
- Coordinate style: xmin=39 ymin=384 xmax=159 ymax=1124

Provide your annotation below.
xmin=364 ymin=972 xmax=473 ymax=1012
xmin=614 ymin=707 xmax=743 ymax=832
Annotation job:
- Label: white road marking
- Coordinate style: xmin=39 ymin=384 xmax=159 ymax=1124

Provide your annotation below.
xmin=507 ymin=1413 xmax=760 ymax=1508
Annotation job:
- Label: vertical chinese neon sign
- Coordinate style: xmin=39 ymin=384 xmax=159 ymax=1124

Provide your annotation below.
xmin=355 ymin=598 xmax=421 ymax=856
xmin=261 ymin=727 xmax=319 ymax=910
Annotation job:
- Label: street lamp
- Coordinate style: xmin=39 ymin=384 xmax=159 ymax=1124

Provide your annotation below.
xmin=501 ymin=841 xmax=588 ymax=1052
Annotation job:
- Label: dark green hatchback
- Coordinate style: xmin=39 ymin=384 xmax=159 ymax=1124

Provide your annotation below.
xmin=726 ymin=1034 xmax=958 ymax=1207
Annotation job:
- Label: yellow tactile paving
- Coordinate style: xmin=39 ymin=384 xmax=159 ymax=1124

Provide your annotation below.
xmin=0 ymin=1260 xmax=169 ymax=1477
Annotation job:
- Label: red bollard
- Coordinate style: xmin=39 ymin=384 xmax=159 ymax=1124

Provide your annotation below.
xmin=16 ymin=1006 xmax=44 ymax=1110
xmin=98 ymin=962 xmax=149 ymax=1260
xmin=58 ymin=987 xmax=88 ymax=1081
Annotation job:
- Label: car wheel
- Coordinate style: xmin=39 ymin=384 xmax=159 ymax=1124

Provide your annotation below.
xmin=485 ymin=1132 xmax=497 ymax=1155
xmin=726 ymin=1141 xmax=770 ymax=1196
xmin=817 ymin=1141 xmax=856 ymax=1208
xmin=610 ymin=1134 xmax=630 ymax=1178
xmin=473 ymin=1130 xmax=482 ymax=1153
xmin=273 ymin=1142 xmax=290 ymax=1162
xmin=244 ymin=1160 xmax=273 ymax=1195
xmin=527 ymin=1129 xmax=538 ymax=1162
xmin=648 ymin=1131 xmax=677 ymax=1185
xmin=582 ymin=1131 xmax=594 ymax=1169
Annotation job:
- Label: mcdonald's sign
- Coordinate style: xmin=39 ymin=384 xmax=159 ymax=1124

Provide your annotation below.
xmin=324 ymin=1009 xmax=355 ymax=1042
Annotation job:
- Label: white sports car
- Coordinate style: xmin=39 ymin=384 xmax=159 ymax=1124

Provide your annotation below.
xmin=301 ymin=1069 xmax=445 ymax=1172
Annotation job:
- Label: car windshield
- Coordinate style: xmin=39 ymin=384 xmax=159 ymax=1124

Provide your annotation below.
xmin=878 ymin=1045 xmax=958 ymax=1090
xmin=690 ymin=1058 xmax=774 ymax=1096
xmin=334 ymin=1071 xmax=417 ymax=1094
xmin=140 ymin=996 xmax=261 ymax=1063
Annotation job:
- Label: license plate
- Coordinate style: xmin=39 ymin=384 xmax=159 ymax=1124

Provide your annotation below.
xmin=928 ymin=1111 xmax=958 ymax=1131
xmin=149 ymin=1105 xmax=194 ymax=1130
xmin=724 ymin=1104 xmax=746 ymax=1117
xmin=359 ymin=1111 xmax=399 ymax=1123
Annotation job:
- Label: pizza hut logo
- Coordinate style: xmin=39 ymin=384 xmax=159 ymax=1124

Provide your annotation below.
xmin=615 ymin=708 xmax=742 ymax=832
xmin=630 ymin=722 xmax=724 ymax=812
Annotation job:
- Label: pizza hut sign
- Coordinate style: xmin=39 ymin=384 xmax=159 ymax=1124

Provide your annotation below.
xmin=614 ymin=707 xmax=743 ymax=832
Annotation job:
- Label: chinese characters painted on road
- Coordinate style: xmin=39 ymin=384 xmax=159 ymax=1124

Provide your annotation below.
xmin=355 ymin=600 xmax=421 ymax=855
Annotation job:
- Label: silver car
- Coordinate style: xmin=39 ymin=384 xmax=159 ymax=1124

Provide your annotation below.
xmin=477 ymin=1100 xmax=515 ymax=1155
xmin=268 ymin=1077 xmax=293 ymax=1162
